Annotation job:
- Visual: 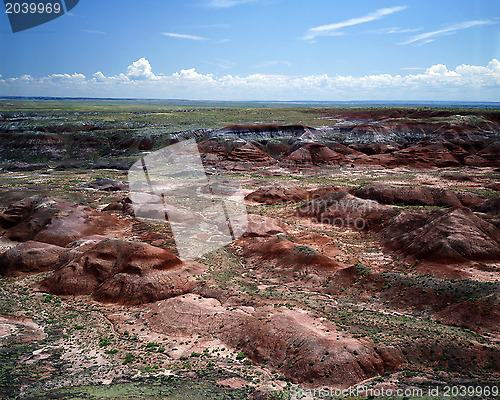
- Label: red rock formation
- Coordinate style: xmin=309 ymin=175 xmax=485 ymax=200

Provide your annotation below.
xmin=435 ymin=299 xmax=500 ymax=335
xmin=476 ymin=143 xmax=500 ymax=167
xmin=306 ymin=186 xmax=340 ymax=200
xmin=0 ymin=196 xmax=127 ymax=247
xmin=296 ymin=191 xmax=398 ymax=230
xmin=0 ymin=241 xmax=70 ymax=276
xmin=245 ymin=185 xmax=309 ymax=204
xmin=351 ymin=142 xmax=401 ymax=155
xmin=103 ymin=196 xmax=134 ymax=216
xmin=238 ymin=214 xmax=286 ymax=237
xmin=284 ymin=143 xmax=346 ymax=165
xmin=354 ymin=183 xmax=484 ymax=208
xmin=475 ymin=197 xmax=500 ymax=216
xmin=242 ymin=235 xmax=340 ymax=272
xmin=227 ymin=143 xmax=274 ymax=163
xmin=146 ymin=294 xmax=404 ymax=388
xmin=380 ymin=207 xmax=500 ymax=263
xmin=326 ymin=143 xmax=365 ymax=156
xmin=40 ymin=239 xmax=204 ymax=305
xmin=197 ymin=138 xmax=231 ymax=159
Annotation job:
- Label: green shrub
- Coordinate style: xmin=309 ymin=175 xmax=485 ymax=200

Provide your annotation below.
xmin=123 ymin=353 xmax=135 ymax=364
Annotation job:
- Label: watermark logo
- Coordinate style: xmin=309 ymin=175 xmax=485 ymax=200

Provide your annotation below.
xmin=4 ymin=0 xmax=79 ymax=33
xmin=128 ymin=139 xmax=247 ymax=260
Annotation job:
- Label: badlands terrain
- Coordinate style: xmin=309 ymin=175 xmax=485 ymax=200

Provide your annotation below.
xmin=0 ymin=100 xmax=499 ymax=399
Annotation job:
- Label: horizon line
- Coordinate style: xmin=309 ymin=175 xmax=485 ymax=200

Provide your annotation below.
xmin=1 ymin=96 xmax=500 ymax=107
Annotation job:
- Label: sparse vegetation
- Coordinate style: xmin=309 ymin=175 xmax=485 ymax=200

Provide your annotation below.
xmin=0 ymin=101 xmax=498 ymax=398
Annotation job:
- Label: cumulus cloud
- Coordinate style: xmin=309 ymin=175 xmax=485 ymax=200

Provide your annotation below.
xmin=1 ymin=58 xmax=499 ymax=101
xmin=303 ymin=6 xmax=407 ymax=41
xmin=93 ymin=72 xmax=106 ymax=82
xmin=400 ymin=20 xmax=495 ymax=45
xmin=126 ymin=57 xmax=155 ymax=80
xmin=46 ymin=73 xmax=86 ymax=82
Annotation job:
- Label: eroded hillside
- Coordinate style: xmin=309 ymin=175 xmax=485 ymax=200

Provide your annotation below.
xmin=0 ymin=101 xmax=499 ymax=399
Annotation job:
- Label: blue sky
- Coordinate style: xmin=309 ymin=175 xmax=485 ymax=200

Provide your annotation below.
xmin=0 ymin=0 xmax=499 ymax=101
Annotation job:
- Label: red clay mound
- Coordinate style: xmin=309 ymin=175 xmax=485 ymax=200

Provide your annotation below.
xmin=392 ymin=141 xmax=461 ymax=168
xmin=380 ymin=207 xmax=500 ymax=263
xmin=475 ymin=197 xmax=500 ymax=216
xmin=227 ymin=143 xmax=274 ymax=163
xmin=486 ymin=181 xmax=500 ymax=192
xmin=463 ymin=154 xmax=491 ymax=167
xmin=357 ymin=141 xmax=463 ymax=169
xmin=0 ymin=241 xmax=70 ymax=276
xmin=434 ymin=298 xmax=500 ymax=335
xmin=307 ymin=186 xmax=340 ymax=200
xmin=40 ymin=239 xmax=204 ymax=305
xmin=146 ymin=294 xmax=403 ymax=388
xmin=296 ymin=191 xmax=398 ymax=230
xmin=0 ymin=196 xmax=127 ymax=247
xmin=476 ymin=142 xmax=500 ymax=167
xmin=245 ymin=185 xmax=309 ymax=204
xmin=326 ymin=143 xmax=364 ymax=156
xmin=351 ymin=142 xmax=401 ymax=155
xmin=284 ymin=143 xmax=346 ymax=165
xmin=242 ymin=235 xmax=340 ymax=271
xmin=239 ymin=214 xmax=286 ymax=237
xmin=103 ymin=196 xmax=134 ymax=216
xmin=354 ymin=183 xmax=484 ymax=208
xmin=197 ymin=139 xmax=230 ymax=161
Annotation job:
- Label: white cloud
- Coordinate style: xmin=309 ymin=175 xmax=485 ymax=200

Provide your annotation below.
xmin=44 ymin=73 xmax=86 ymax=83
xmin=83 ymin=29 xmax=106 ymax=35
xmin=93 ymin=72 xmax=106 ymax=82
xmin=162 ymin=32 xmax=207 ymax=40
xmin=172 ymin=68 xmax=215 ymax=83
xmin=371 ymin=27 xmax=422 ymax=34
xmin=1 ymin=58 xmax=499 ymax=101
xmin=303 ymin=6 xmax=408 ymax=41
xmin=203 ymin=58 xmax=235 ymax=70
xmin=400 ymin=20 xmax=495 ymax=45
xmin=126 ymin=57 xmax=156 ymax=80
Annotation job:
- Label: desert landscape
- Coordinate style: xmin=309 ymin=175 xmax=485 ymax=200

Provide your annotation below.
xmin=0 ymin=99 xmax=499 ymax=399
